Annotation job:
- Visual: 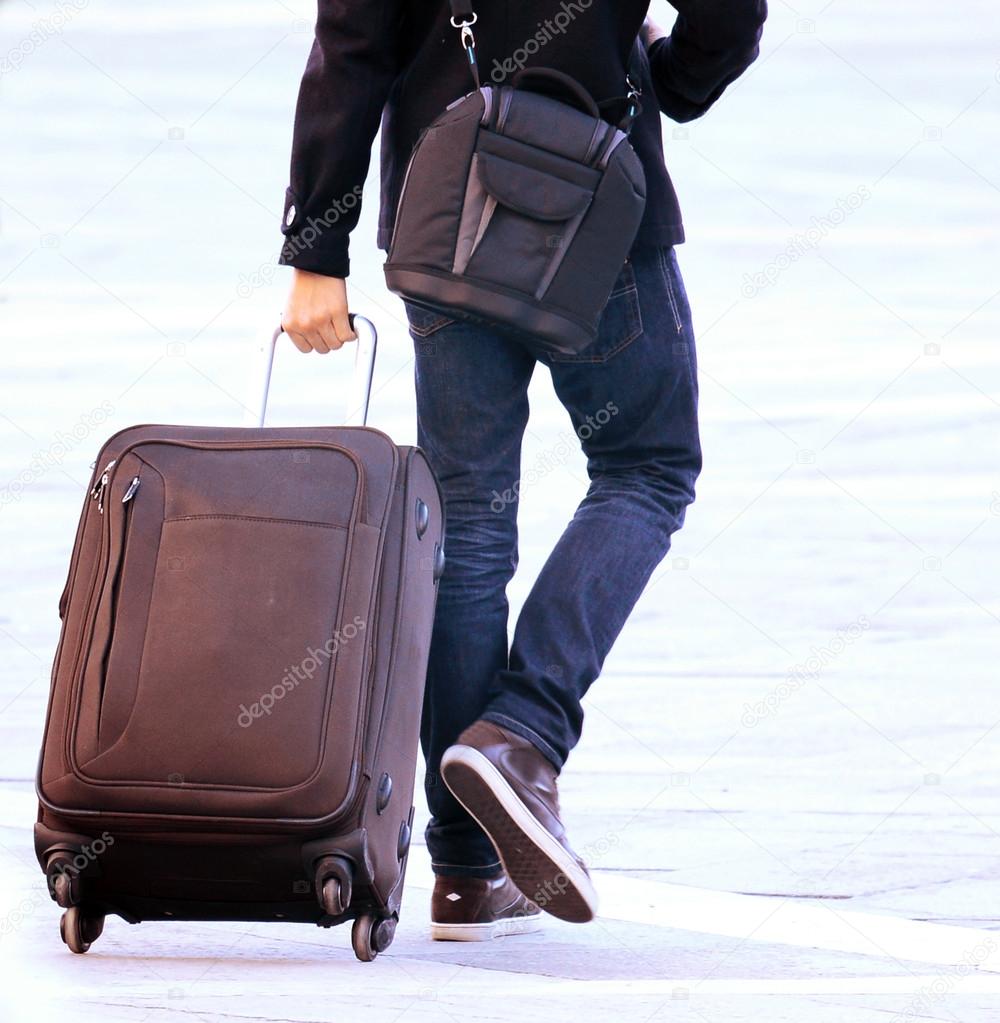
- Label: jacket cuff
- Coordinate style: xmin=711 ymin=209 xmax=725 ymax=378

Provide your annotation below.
xmin=277 ymin=187 xmax=352 ymax=278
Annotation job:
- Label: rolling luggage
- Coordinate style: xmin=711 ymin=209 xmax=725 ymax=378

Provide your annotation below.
xmin=34 ymin=317 xmax=445 ymax=961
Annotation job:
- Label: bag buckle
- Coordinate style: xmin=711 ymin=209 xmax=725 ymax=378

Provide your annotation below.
xmin=625 ymin=74 xmax=642 ymax=112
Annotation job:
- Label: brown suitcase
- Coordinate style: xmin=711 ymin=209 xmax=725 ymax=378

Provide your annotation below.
xmin=34 ymin=318 xmax=445 ymax=961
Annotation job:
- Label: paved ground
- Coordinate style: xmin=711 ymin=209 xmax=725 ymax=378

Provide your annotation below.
xmin=2 ymin=0 xmax=999 ymax=1019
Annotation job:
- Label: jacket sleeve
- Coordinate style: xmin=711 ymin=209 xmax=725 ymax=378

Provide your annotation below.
xmin=278 ymin=1 xmax=405 ymax=278
xmin=646 ymin=1 xmax=767 ymax=124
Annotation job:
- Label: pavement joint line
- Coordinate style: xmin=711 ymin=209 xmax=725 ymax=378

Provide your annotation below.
xmin=422 ymin=858 xmax=1000 ymax=975
xmin=35 ymin=974 xmax=1000 ymax=1000
xmin=588 ymin=872 xmax=1000 ymax=974
xmin=13 ymin=843 xmax=1000 ymax=982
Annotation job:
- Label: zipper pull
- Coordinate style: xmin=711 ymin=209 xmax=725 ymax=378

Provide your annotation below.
xmin=90 ymin=459 xmax=115 ymax=499
xmin=121 ymin=476 xmax=141 ymax=503
xmin=90 ymin=459 xmax=117 ymax=513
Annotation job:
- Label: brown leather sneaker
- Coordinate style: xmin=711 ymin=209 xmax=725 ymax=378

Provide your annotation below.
xmin=440 ymin=720 xmax=599 ymax=923
xmin=431 ymin=873 xmax=541 ymax=941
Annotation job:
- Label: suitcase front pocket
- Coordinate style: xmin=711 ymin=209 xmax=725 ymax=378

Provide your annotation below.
xmin=95 ymin=516 xmax=353 ymax=788
xmin=74 ymin=441 xmax=373 ymax=797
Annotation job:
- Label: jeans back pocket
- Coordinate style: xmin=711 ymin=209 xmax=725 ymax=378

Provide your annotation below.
xmin=546 ymin=258 xmax=643 ymax=364
xmin=403 ymin=300 xmax=457 ymax=338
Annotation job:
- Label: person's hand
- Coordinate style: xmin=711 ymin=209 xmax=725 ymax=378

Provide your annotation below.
xmin=281 ymin=268 xmax=358 ymax=354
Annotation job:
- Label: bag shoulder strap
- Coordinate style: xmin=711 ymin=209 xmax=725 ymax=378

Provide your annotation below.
xmin=446 ymin=1 xmax=641 ymax=131
xmin=449 ymin=0 xmax=475 ymax=18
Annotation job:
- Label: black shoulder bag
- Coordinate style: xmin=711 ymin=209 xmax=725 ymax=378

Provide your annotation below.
xmin=383 ymin=1 xmax=647 ymax=356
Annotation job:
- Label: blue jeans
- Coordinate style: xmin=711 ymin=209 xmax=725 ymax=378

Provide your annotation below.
xmin=403 ymin=245 xmax=702 ymax=877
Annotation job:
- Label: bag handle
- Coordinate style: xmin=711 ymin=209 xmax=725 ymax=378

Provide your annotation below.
xmin=247 ymin=313 xmax=377 ymax=428
xmin=510 ymin=67 xmax=600 ymax=119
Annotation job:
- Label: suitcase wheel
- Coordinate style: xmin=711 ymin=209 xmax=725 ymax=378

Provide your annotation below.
xmin=46 ymin=853 xmax=81 ymax=908
xmin=314 ymin=855 xmax=353 ymax=918
xmin=351 ymin=912 xmax=396 ymax=962
xmin=51 ymin=869 xmax=77 ymax=909
xmin=59 ymin=906 xmax=104 ymax=955
xmin=320 ymin=877 xmax=348 ymax=918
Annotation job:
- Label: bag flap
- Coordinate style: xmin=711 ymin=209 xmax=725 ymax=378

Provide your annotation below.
xmin=476 ymin=151 xmax=592 ymax=222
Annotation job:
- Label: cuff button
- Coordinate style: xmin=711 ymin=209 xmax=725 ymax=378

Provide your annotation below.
xmin=284 ymin=204 xmax=296 ymax=227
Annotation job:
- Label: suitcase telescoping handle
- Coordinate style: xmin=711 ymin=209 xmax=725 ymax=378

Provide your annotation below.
xmin=249 ymin=314 xmax=378 ymax=428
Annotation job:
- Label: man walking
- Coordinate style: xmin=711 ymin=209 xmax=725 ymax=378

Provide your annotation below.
xmin=280 ymin=0 xmax=767 ymax=939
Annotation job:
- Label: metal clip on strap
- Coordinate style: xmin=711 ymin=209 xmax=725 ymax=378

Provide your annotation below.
xmin=450 ymin=0 xmax=641 ymax=129
xmin=449 ymin=2 xmax=480 ymax=90
xmin=620 ymin=73 xmax=642 ymax=132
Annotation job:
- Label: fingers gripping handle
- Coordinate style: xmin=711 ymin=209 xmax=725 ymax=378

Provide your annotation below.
xmin=250 ymin=314 xmax=378 ymax=428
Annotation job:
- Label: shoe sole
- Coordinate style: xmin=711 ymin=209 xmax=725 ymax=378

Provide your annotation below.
xmin=440 ymin=745 xmax=598 ymax=923
xmin=430 ymin=913 xmax=543 ymax=942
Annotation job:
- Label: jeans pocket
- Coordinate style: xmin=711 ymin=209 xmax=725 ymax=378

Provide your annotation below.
xmin=547 ymin=258 xmax=643 ymax=364
xmin=403 ymin=299 xmax=458 ymax=338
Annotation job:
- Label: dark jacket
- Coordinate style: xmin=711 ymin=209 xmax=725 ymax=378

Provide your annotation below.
xmin=279 ymin=1 xmax=767 ymax=278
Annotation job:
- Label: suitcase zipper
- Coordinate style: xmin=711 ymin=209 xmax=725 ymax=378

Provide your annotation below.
xmin=63 ymin=462 xmax=122 ymax=767
xmin=89 ymin=459 xmax=117 ymax=514
xmin=65 ymin=465 xmax=138 ymax=762
xmin=121 ymin=475 xmax=141 ymax=504
xmin=95 ymin=475 xmax=141 ymax=744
